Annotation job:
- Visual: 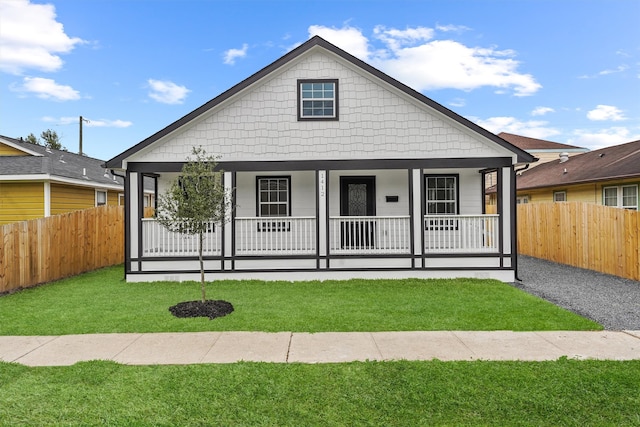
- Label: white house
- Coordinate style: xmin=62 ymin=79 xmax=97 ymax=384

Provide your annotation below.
xmin=105 ymin=36 xmax=535 ymax=283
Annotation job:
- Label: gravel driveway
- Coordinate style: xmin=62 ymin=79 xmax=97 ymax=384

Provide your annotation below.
xmin=514 ymin=255 xmax=640 ymax=330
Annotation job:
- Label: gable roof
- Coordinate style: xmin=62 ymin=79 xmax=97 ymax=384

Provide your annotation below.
xmin=498 ymin=132 xmax=587 ymax=152
xmin=0 ymin=134 xmax=124 ymax=188
xmin=105 ymin=36 xmax=535 ymax=169
xmin=517 ymin=139 xmax=640 ymax=190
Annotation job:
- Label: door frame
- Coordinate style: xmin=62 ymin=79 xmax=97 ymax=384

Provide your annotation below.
xmin=339 ymin=176 xmax=376 ymax=216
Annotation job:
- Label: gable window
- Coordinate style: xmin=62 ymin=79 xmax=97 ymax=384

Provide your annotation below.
xmin=517 ymin=195 xmax=530 ymax=204
xmin=603 ymin=185 xmax=638 ymax=210
xmin=553 ymin=191 xmax=566 ymax=202
xmin=96 ymin=190 xmax=107 ymax=206
xmin=298 ymin=79 xmax=338 ymax=120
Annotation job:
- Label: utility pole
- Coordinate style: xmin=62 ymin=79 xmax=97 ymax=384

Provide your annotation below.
xmin=79 ymin=116 xmax=89 ymax=155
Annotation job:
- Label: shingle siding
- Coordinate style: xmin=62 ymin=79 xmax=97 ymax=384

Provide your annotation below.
xmin=130 ymin=51 xmax=511 ymax=164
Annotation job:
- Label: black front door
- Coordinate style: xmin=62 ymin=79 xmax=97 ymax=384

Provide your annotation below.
xmin=340 ymin=177 xmax=376 ymax=248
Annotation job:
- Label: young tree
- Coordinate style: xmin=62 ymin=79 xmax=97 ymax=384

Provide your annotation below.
xmin=41 ymin=129 xmax=64 ymax=150
xmin=156 ymin=147 xmax=233 ymax=302
xmin=24 ymin=133 xmax=40 ymax=145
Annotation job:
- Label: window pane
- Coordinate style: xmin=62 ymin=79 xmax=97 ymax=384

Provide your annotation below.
xmin=97 ymin=191 xmax=107 ymax=206
xmin=622 ymin=186 xmax=637 ymax=208
xmin=603 ymin=187 xmax=617 ymax=206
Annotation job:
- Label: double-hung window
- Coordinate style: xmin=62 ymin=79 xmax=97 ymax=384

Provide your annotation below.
xmin=257 ymin=177 xmax=291 ymax=231
xmin=603 ymin=184 xmax=638 ymax=210
xmin=298 ymin=79 xmax=338 ymax=120
xmin=425 ymin=175 xmax=459 ymax=230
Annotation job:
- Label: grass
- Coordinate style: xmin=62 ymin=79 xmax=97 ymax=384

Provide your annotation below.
xmin=0 ymin=264 xmax=600 ymax=335
xmin=1 ymin=359 xmax=639 ymax=426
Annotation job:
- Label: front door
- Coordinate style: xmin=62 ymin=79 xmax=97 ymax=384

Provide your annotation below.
xmin=340 ymin=177 xmax=376 ymax=249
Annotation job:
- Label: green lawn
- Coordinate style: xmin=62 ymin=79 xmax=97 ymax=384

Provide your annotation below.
xmin=0 ymin=264 xmax=600 ymax=335
xmin=1 ymin=359 xmax=639 ymax=426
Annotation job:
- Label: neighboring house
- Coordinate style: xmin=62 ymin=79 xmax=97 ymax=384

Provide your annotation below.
xmin=515 ymin=139 xmax=640 ymax=208
xmin=0 ymin=134 xmax=125 ymax=225
xmin=105 ymin=36 xmax=535 ymax=283
xmin=498 ymin=132 xmax=588 ymax=167
xmin=485 ymin=133 xmax=588 ymax=205
xmin=485 ymin=133 xmax=587 ymax=190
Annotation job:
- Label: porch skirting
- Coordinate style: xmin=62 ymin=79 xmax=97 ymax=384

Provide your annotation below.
xmin=126 ymin=255 xmax=516 ymax=283
xmin=124 ymin=267 xmax=516 ymax=283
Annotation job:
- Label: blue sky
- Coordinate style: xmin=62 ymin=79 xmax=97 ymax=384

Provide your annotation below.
xmin=1 ymin=0 xmax=638 ymax=161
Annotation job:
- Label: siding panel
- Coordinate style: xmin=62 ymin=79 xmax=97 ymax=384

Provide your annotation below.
xmin=0 ymin=182 xmax=44 ymax=225
xmin=50 ymin=184 xmax=95 ymax=215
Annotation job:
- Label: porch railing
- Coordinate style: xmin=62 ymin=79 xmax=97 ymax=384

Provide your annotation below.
xmin=424 ymin=214 xmax=499 ymax=253
xmin=141 ymin=215 xmax=499 ymax=257
xmin=235 ymin=217 xmax=316 ymax=255
xmin=329 ymin=216 xmax=411 ymax=254
xmin=141 ymin=219 xmax=222 ymax=257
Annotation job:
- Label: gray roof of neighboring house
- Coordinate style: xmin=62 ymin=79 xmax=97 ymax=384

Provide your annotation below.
xmin=105 ymin=36 xmax=536 ymax=169
xmin=0 ymin=134 xmax=124 ymax=187
xmin=517 ymin=139 xmax=640 ymax=190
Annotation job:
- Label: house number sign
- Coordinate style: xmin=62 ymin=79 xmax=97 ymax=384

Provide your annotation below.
xmin=319 ymin=171 xmax=326 ymax=197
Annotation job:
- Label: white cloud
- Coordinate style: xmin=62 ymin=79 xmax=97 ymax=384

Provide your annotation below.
xmin=147 ymin=79 xmax=190 ymax=104
xmin=568 ymin=127 xmax=640 ymax=150
xmin=579 ymin=65 xmax=629 ymax=79
xmin=472 ymin=116 xmax=560 ymax=139
xmin=86 ymin=119 xmax=132 ymax=128
xmin=43 ymin=116 xmax=132 ymax=128
xmin=308 ymin=25 xmax=371 ymax=60
xmin=308 ymin=25 xmax=541 ymax=97
xmin=0 ymin=0 xmax=85 ymax=74
xmin=223 ymin=43 xmax=248 ymax=65
xmin=598 ymin=65 xmax=628 ymax=76
xmin=11 ymin=77 xmax=80 ymax=101
xmin=587 ymin=105 xmax=625 ymax=121
xmin=373 ymin=25 xmax=434 ymax=51
xmin=449 ymin=98 xmax=466 ymax=108
xmin=435 ymin=24 xmax=470 ymax=33
xmin=531 ymin=107 xmax=555 ymax=116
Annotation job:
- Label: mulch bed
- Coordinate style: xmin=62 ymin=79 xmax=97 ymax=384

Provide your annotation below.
xmin=169 ymin=300 xmax=234 ymax=320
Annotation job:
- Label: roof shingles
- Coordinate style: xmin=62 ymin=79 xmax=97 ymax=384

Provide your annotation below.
xmin=0 ymin=135 xmax=124 ymax=187
xmin=517 ymin=139 xmax=640 ymax=190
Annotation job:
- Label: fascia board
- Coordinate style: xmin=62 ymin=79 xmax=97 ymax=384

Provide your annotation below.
xmin=0 ymin=174 xmax=123 ymax=191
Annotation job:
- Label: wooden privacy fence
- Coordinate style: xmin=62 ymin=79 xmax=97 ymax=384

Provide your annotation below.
xmin=517 ymin=202 xmax=640 ymax=281
xmin=0 ymin=206 xmax=125 ymax=293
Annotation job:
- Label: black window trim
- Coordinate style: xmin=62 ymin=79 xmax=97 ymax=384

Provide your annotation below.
xmin=297 ymin=79 xmax=339 ymax=121
xmin=424 ymin=174 xmax=460 ymax=231
xmin=256 ymin=175 xmax=292 ymax=232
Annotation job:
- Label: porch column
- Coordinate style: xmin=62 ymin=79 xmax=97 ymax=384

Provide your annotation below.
xmin=127 ymin=170 xmax=141 ymax=273
xmin=499 ymin=166 xmax=512 ymax=267
xmin=223 ymin=171 xmax=234 ymax=271
xmin=317 ymin=170 xmax=328 ymax=268
xmin=411 ymin=169 xmax=423 ymax=266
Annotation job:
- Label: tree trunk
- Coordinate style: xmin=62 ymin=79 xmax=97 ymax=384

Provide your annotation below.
xmin=199 ymin=231 xmax=206 ymax=302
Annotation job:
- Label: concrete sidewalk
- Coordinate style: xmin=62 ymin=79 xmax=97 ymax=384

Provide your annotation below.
xmin=1 ymin=331 xmax=639 ymax=366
